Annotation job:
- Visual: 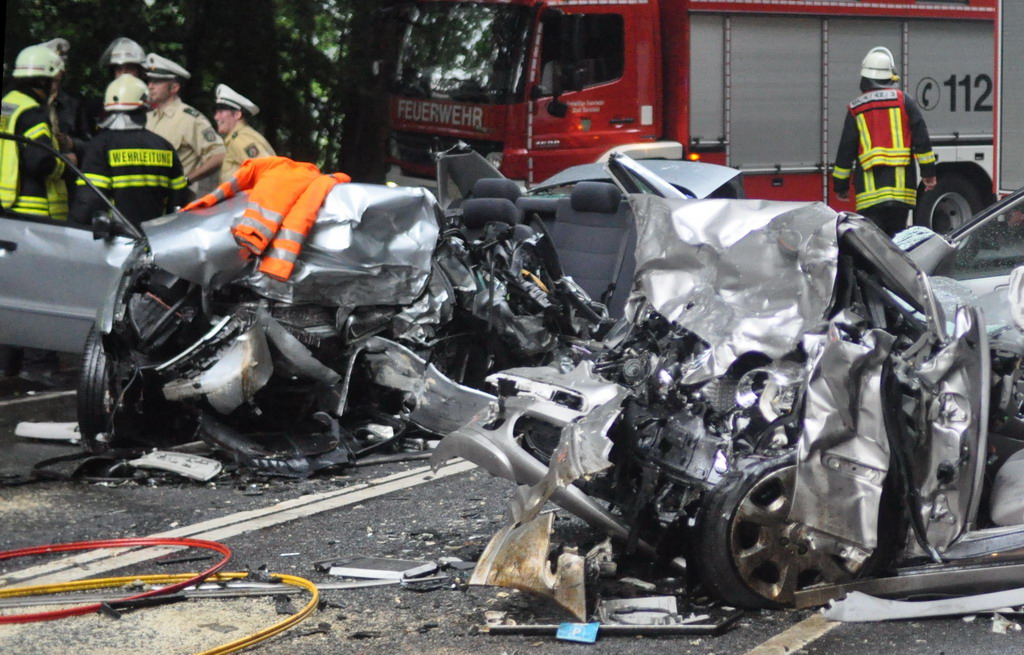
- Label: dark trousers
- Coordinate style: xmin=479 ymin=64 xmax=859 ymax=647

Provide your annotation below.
xmin=858 ymin=203 xmax=911 ymax=238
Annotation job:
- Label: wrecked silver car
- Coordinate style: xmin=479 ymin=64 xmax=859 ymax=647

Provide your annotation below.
xmin=78 ymin=152 xmax=604 ymax=476
xmin=432 ymin=158 xmax=1024 ymax=616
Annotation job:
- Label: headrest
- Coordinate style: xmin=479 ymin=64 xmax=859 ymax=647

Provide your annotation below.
xmin=471 ymin=178 xmax=523 ymax=203
xmin=570 ymin=181 xmax=622 ymax=214
xmin=461 ymin=198 xmax=523 ymax=230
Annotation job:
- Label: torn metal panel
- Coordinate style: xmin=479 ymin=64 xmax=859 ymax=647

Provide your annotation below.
xmin=161 ymin=321 xmax=274 ymax=414
xmin=790 ymin=328 xmax=895 ymax=550
xmin=470 ymin=512 xmax=587 ymax=620
xmin=431 ymin=363 xmax=639 ymax=545
xmin=909 ymin=306 xmax=989 ymax=553
xmin=823 ymin=588 xmax=1024 ymax=622
xmin=629 ymin=195 xmax=839 ymax=383
xmin=361 ymin=336 xmax=494 ymax=435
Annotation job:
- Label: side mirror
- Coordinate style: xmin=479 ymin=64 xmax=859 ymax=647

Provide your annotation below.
xmin=90 ymin=212 xmax=118 ymax=241
xmin=547 ymin=98 xmax=568 ymax=118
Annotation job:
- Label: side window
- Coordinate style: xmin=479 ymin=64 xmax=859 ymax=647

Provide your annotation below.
xmin=574 ymin=14 xmax=624 ymax=88
xmin=950 ymin=200 xmax=1024 ymax=281
xmin=538 ymin=13 xmax=624 ymax=94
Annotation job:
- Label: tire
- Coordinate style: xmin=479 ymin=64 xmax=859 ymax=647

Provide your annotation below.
xmin=693 ymin=454 xmax=865 ymax=609
xmin=914 ymin=176 xmax=984 ymax=234
xmin=77 ymin=327 xmax=115 ymax=450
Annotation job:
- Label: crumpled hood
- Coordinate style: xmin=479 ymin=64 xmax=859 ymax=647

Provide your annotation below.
xmin=629 ymin=195 xmax=839 ymax=381
xmin=142 ymin=183 xmax=440 ymax=308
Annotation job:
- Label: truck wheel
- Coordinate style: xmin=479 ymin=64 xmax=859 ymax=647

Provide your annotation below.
xmin=693 ymin=454 xmax=862 ymax=608
xmin=914 ymin=177 xmax=984 ymax=233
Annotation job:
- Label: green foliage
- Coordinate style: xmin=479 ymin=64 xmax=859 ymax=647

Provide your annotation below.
xmin=4 ymin=0 xmax=399 ymax=181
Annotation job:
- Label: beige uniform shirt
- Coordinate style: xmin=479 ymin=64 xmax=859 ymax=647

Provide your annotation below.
xmin=147 ymin=96 xmax=225 ymax=196
xmin=220 ymin=123 xmax=276 ymax=183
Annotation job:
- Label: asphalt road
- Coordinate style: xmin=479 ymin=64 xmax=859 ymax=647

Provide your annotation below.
xmin=1 ymin=375 xmax=1022 ymax=655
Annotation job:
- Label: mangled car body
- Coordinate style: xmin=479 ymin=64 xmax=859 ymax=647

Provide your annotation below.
xmin=79 ymin=153 xmax=603 ymax=475
xmin=432 ymin=160 xmax=1024 ymax=614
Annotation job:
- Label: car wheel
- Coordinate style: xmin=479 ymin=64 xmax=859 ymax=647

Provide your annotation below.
xmin=693 ymin=454 xmax=864 ymax=608
xmin=77 ymin=327 xmax=120 ymax=451
xmin=914 ymin=177 xmax=984 ymax=234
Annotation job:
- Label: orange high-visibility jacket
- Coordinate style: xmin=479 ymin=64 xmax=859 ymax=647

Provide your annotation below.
xmin=183 ymin=156 xmax=350 ymax=280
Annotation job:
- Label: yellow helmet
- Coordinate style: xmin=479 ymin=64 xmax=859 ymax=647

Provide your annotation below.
xmin=104 ymin=74 xmax=148 ymax=111
xmin=13 ymin=44 xmax=65 ymax=79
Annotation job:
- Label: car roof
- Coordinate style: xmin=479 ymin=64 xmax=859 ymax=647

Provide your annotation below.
xmin=529 ymin=159 xmax=742 ymax=199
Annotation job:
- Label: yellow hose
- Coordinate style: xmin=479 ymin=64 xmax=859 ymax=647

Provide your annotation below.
xmin=0 ymin=572 xmax=319 ymax=655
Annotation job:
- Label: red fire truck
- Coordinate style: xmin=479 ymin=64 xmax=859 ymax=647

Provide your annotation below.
xmin=388 ymin=0 xmax=997 ymax=231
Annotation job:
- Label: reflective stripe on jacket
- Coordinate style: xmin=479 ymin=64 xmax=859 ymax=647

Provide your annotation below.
xmin=1 ymin=89 xmax=68 ymax=219
xmin=183 ymin=156 xmax=351 ymax=280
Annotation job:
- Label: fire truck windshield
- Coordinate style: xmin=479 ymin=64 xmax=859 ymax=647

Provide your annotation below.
xmin=394 ymin=2 xmax=531 ymax=104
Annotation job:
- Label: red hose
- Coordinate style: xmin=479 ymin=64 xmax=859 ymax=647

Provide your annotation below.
xmin=0 ymin=537 xmax=232 ymax=623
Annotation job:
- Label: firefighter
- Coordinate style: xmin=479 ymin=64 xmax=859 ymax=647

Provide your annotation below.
xmin=0 ymin=44 xmax=69 ymax=220
xmin=144 ymin=53 xmax=225 ymax=197
xmin=100 ymin=37 xmax=147 ymax=79
xmin=70 ymin=74 xmax=189 ymax=227
xmin=213 ymin=83 xmax=275 ymax=182
xmin=833 ymin=46 xmax=937 ymax=236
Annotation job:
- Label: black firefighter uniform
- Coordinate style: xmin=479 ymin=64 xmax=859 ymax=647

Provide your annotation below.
xmin=71 ymin=126 xmax=190 ymax=226
xmin=832 ymin=88 xmax=936 ymax=213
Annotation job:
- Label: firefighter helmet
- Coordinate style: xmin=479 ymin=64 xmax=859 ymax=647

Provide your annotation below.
xmin=12 ymin=44 xmax=65 ymax=79
xmin=104 ymin=74 xmax=148 ymax=112
xmin=861 ymin=46 xmax=898 ymax=81
xmin=101 ymin=37 xmax=146 ymax=67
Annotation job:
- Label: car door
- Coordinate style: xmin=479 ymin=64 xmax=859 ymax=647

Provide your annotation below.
xmin=0 ymin=212 xmax=134 ymax=353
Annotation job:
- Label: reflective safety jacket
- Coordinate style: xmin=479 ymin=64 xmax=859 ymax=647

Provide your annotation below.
xmin=71 ymin=121 xmax=189 ymax=226
xmin=1 ymin=89 xmax=69 ymax=220
xmin=184 ymin=156 xmax=350 ymax=281
xmin=832 ymin=88 xmax=937 ymax=211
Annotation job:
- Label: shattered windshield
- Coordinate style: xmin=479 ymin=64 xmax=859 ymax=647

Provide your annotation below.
xmin=394 ymin=2 xmax=531 ymax=103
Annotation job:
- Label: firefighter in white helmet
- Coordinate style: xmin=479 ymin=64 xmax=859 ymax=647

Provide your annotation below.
xmin=100 ymin=37 xmax=147 ymax=79
xmin=70 ymin=74 xmax=188 ymax=227
xmin=832 ymin=46 xmax=937 ymax=236
xmin=0 ymin=44 xmax=69 ymax=219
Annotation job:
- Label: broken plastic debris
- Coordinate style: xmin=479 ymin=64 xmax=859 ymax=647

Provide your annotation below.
xmin=14 ymin=421 xmax=81 ymax=443
xmin=992 ymin=613 xmax=1023 ymax=634
xmin=326 ymin=556 xmax=437 ymax=580
xmin=127 ymin=451 xmax=222 ymax=481
xmin=556 ymin=622 xmax=599 ymax=643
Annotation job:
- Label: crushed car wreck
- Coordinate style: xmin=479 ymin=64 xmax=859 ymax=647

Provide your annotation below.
xmin=431 ymin=156 xmax=1024 ymax=617
xmin=78 ymin=152 xmax=603 ymax=476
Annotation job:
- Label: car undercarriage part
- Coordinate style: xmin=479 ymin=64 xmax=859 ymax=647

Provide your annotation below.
xmin=0 ymin=537 xmax=232 ymax=623
xmin=0 ymin=572 xmax=319 ymax=655
xmin=482 ymin=608 xmax=744 ymax=636
xmin=823 ymin=587 xmax=1024 ymax=622
xmin=793 ymin=560 xmax=1024 ymax=609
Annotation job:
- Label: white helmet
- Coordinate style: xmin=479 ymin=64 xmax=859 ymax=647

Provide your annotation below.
xmin=861 ymin=46 xmax=897 ymax=81
xmin=13 ymin=44 xmax=64 ymax=79
xmin=104 ymin=74 xmax=148 ymax=111
xmin=101 ymin=37 xmax=146 ymax=67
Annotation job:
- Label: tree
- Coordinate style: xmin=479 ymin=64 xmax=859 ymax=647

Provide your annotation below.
xmin=4 ymin=0 xmax=396 ymax=182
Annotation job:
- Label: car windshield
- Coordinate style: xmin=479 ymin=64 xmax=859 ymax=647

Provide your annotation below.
xmin=393 ymin=2 xmax=531 ymax=104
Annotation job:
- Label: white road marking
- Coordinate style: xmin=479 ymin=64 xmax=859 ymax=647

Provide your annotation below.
xmin=743 ymin=613 xmax=840 ymax=655
xmin=2 ymin=459 xmax=476 ymax=587
xmin=0 ymin=390 xmax=75 ymax=407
